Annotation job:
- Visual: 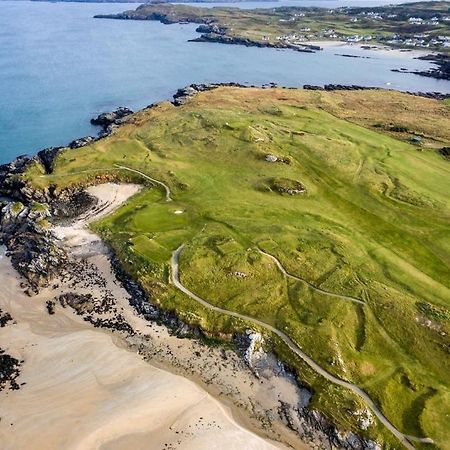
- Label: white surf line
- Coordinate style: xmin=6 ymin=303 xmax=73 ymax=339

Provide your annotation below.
xmin=113 ymin=164 xmax=172 ymax=202
xmin=258 ymin=250 xmax=365 ymax=306
xmin=171 ymin=244 xmax=433 ymax=450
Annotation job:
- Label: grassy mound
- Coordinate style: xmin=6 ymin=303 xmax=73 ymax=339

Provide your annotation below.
xmin=25 ymin=87 xmax=450 ymax=449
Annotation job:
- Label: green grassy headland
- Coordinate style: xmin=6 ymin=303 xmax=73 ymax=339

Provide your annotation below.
xmin=24 ymin=87 xmax=450 ymax=449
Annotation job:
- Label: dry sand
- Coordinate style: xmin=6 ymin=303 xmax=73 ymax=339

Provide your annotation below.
xmin=0 ymin=184 xmax=313 ymax=450
xmin=310 ymin=40 xmax=429 ymax=59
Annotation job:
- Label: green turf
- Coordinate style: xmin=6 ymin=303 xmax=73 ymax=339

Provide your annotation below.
xmin=25 ymin=88 xmax=450 ymax=449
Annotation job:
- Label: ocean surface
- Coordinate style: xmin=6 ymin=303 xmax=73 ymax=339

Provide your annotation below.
xmin=1 ymin=0 xmax=449 ymax=163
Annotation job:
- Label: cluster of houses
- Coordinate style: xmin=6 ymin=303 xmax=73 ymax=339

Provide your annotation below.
xmin=383 ymin=34 xmax=450 ymax=49
xmin=269 ymin=9 xmax=449 ymax=50
xmin=408 ymin=16 xmax=445 ymax=26
xmin=347 ymin=10 xmax=450 ymax=27
xmin=271 ymin=26 xmax=449 ymax=50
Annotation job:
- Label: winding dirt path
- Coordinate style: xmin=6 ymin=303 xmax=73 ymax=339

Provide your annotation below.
xmin=258 ymin=250 xmax=365 ymax=306
xmin=171 ymin=244 xmax=433 ymax=450
xmin=114 ymin=164 xmax=172 ymax=202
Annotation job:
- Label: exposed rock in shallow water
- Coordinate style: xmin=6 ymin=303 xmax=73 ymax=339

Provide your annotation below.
xmin=69 ymin=136 xmax=95 ymax=149
xmin=90 ymin=107 xmax=134 ymax=128
xmin=172 ymin=82 xmax=246 ymax=106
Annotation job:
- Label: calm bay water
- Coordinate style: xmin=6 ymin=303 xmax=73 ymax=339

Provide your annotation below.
xmin=0 ymin=0 xmax=449 ymax=163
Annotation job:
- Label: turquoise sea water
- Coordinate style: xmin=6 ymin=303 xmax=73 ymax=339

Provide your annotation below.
xmin=0 ymin=1 xmax=449 ymax=163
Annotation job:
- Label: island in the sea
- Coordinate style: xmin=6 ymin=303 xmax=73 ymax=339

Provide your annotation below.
xmin=1 ymin=84 xmax=449 ymax=450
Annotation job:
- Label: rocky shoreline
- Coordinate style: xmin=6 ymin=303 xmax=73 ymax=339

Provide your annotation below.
xmin=391 ymin=53 xmax=450 ymax=81
xmin=189 ymin=23 xmax=320 ymax=53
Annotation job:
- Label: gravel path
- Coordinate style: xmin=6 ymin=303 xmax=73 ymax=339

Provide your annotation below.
xmin=171 ymin=244 xmax=433 ymax=450
xmin=114 ymin=164 xmax=172 ymax=202
xmin=258 ymin=250 xmax=365 ymax=306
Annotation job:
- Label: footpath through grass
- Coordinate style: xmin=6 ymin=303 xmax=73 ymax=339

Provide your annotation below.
xmin=25 ymin=88 xmax=450 ymax=449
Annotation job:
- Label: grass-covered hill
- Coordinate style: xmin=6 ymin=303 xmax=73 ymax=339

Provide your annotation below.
xmin=25 ymin=87 xmax=450 ymax=449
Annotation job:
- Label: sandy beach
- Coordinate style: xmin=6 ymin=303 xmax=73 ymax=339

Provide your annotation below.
xmin=0 ymin=183 xmax=316 ymax=450
xmin=308 ymin=40 xmax=431 ymax=59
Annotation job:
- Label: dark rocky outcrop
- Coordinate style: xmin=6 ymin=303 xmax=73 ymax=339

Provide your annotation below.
xmin=0 ymin=155 xmax=37 ymax=202
xmin=439 ymin=147 xmax=450 ymax=161
xmin=392 ymin=54 xmax=450 ymax=82
xmin=190 ymin=33 xmax=317 ymax=53
xmin=90 ymin=107 xmax=134 ymax=128
xmin=413 ymin=53 xmax=450 ymax=81
xmin=303 ymin=84 xmax=379 ymax=91
xmin=58 ymin=292 xmax=95 ymax=315
xmin=90 ymin=107 xmax=134 ymax=139
xmin=37 ymin=146 xmax=64 ymax=174
xmin=303 ymin=84 xmax=450 ymax=100
xmin=195 ymin=23 xmax=226 ymax=35
xmin=69 ymin=136 xmax=95 ymax=149
xmin=0 ymin=349 xmax=22 ymax=391
xmin=50 ymin=189 xmax=96 ymax=221
xmin=0 ymin=309 xmax=13 ymax=327
xmin=3 ymin=222 xmax=68 ymax=295
xmin=335 ymin=53 xmax=371 ymax=59
xmin=0 ymin=178 xmax=96 ymax=293
xmin=172 ymin=82 xmax=246 ymax=106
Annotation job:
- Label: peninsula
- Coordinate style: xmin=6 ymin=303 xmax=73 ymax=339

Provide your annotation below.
xmin=1 ymin=85 xmax=449 ymax=450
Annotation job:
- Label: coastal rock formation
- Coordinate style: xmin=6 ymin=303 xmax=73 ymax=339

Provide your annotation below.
xmin=303 ymin=84 xmax=450 ymax=100
xmin=439 ymin=147 xmax=450 ymax=160
xmin=172 ymin=82 xmax=246 ymax=106
xmin=0 ymin=349 xmax=22 ymax=392
xmin=0 ymin=156 xmax=37 ymax=202
xmin=0 ymin=309 xmax=13 ymax=327
xmin=37 ymin=146 xmax=64 ymax=174
xmin=90 ymin=106 xmax=134 ymax=138
xmin=190 ymin=33 xmax=317 ymax=53
xmin=3 ymin=223 xmax=67 ymax=294
xmin=0 ymin=173 xmax=96 ymax=293
xmin=303 ymin=84 xmax=379 ymax=92
xmin=90 ymin=106 xmax=134 ymax=128
xmin=69 ymin=136 xmax=95 ymax=149
xmin=413 ymin=53 xmax=450 ymax=81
